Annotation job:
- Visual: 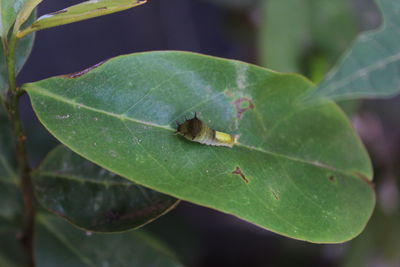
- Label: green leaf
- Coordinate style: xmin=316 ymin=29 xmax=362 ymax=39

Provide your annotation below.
xmin=23 ymin=51 xmax=375 ymax=243
xmin=0 ymin=229 xmax=27 ymax=267
xmin=0 ymin=0 xmax=29 ymax=38
xmin=17 ymin=0 xmax=147 ymax=39
xmin=0 ymin=104 xmax=16 ymax=182
xmin=259 ymin=0 xmax=356 ymax=76
xmin=13 ymin=0 xmax=41 ymax=34
xmin=342 ymin=208 xmax=400 ymax=266
xmin=0 ymin=105 xmax=22 ymax=223
xmin=33 ymin=145 xmax=179 ymax=232
xmin=0 ymin=182 xmax=22 ymax=222
xmin=305 ymin=0 xmax=400 ymax=102
xmin=0 ymin=9 xmax=36 ymax=94
xmin=35 ymin=214 xmax=182 ymax=267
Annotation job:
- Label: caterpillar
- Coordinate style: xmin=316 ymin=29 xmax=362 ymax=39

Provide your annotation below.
xmin=175 ymin=113 xmax=238 ymax=148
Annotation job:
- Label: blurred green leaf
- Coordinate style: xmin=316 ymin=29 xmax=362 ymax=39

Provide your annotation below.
xmin=259 ymin=0 xmax=356 ymax=76
xmin=0 ymin=104 xmax=16 ymax=182
xmin=342 ymin=209 xmax=400 ymax=266
xmin=0 ymin=106 xmax=21 ymax=267
xmin=0 ymin=105 xmax=22 ymax=223
xmin=0 ymin=0 xmax=29 ymax=38
xmin=0 ymin=182 xmax=22 ymax=222
xmin=24 ymin=51 xmax=374 ymax=243
xmin=0 ymin=10 xmax=36 ymax=94
xmin=306 ymin=0 xmax=400 ymax=102
xmin=33 ymin=145 xmax=179 ymax=232
xmin=0 ymin=229 xmax=27 ymax=267
xmin=35 ymin=214 xmax=182 ymax=267
xmin=17 ymin=0 xmax=147 ymax=39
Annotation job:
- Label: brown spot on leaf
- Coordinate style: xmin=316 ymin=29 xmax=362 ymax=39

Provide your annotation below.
xmin=328 ymin=175 xmax=335 ymax=182
xmin=271 ymin=190 xmax=279 ymax=200
xmin=232 ymin=166 xmax=249 ymax=184
xmin=62 ymin=60 xmax=108 ymax=78
xmin=96 ymin=6 xmax=108 ymax=11
xmin=234 ymin=98 xmax=254 ymax=119
xmin=353 ymin=172 xmax=375 ymax=188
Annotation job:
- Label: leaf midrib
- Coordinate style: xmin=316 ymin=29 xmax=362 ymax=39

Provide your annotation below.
xmin=26 ymin=84 xmax=363 ymax=180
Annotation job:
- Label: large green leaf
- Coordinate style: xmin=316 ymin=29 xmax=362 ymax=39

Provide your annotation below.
xmin=0 ymin=0 xmax=29 ymax=38
xmin=259 ymin=0 xmax=356 ymax=78
xmin=23 ymin=51 xmax=375 ymax=243
xmin=33 ymin=145 xmax=179 ymax=232
xmin=305 ymin=0 xmax=400 ymax=102
xmin=35 ymin=214 xmax=182 ymax=267
xmin=17 ymin=0 xmax=147 ymax=39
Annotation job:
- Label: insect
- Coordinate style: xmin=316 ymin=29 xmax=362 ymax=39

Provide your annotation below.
xmin=175 ymin=113 xmax=238 ymax=148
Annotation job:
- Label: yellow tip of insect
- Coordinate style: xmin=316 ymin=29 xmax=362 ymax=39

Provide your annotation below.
xmin=215 ymin=131 xmax=237 ymax=147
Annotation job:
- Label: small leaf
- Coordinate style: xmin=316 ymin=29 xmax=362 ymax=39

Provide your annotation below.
xmin=33 ymin=145 xmax=179 ymax=232
xmin=35 ymin=214 xmax=182 ymax=267
xmin=305 ymin=0 xmax=400 ymax=102
xmin=13 ymin=0 xmax=42 ymax=34
xmin=17 ymin=0 xmax=147 ymax=39
xmin=24 ymin=51 xmax=375 ymax=243
xmin=0 ymin=0 xmax=29 ymax=38
xmin=0 ymin=10 xmax=36 ymax=94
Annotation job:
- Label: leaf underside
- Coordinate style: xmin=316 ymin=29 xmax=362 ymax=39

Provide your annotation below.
xmin=33 ymin=145 xmax=179 ymax=232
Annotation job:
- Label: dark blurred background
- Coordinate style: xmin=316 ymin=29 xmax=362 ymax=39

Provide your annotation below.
xmin=17 ymin=0 xmax=400 ymax=266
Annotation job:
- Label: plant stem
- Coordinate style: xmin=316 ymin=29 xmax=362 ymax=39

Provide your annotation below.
xmin=4 ymin=35 xmax=35 ymax=267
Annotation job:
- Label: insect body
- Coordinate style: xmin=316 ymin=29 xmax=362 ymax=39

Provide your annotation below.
xmin=176 ymin=114 xmax=237 ymax=148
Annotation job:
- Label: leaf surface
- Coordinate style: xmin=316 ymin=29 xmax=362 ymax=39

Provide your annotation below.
xmin=306 ymin=0 xmax=400 ymax=102
xmin=24 ymin=51 xmax=375 ymax=243
xmin=35 ymin=214 xmax=182 ymax=267
xmin=33 ymin=145 xmax=179 ymax=232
